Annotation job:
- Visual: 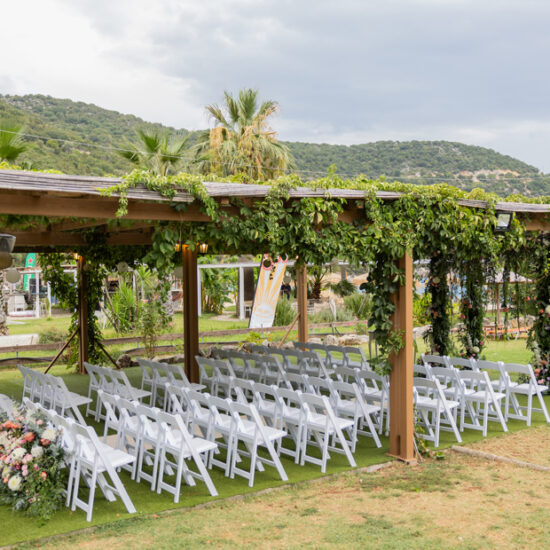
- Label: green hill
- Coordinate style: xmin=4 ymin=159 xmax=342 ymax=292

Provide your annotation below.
xmin=1 ymin=94 xmax=549 ymax=196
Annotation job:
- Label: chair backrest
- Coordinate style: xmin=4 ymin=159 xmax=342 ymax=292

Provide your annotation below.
xmin=502 ymin=363 xmax=537 ymax=389
xmin=447 ymin=356 xmax=476 ymax=370
xmin=458 ymin=369 xmax=493 ymax=390
xmin=275 ymin=386 xmax=303 ymax=414
xmin=421 ymin=354 xmax=450 ymax=368
xmin=283 ymin=372 xmax=309 ymax=391
xmin=334 ymin=366 xmax=359 ymax=384
xmin=136 ymin=358 xmax=155 ymax=384
xmin=230 ymin=378 xmax=255 ymax=404
xmin=196 ymin=356 xmax=235 ymax=378
xmin=341 ymin=346 xmax=369 ymax=369
xmin=97 ymin=390 xmax=120 ymax=424
xmin=413 ymin=364 xmax=432 ymax=377
xmin=305 ymin=375 xmax=332 ymax=396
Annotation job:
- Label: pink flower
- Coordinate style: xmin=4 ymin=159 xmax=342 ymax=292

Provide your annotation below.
xmin=36 ymin=420 xmax=43 ymax=426
xmin=40 ymin=471 xmax=47 ymax=480
xmin=22 ymin=465 xmax=28 ymax=477
xmin=33 ymin=465 xmax=39 ymax=471
xmin=23 ymin=454 xmax=33 ymax=464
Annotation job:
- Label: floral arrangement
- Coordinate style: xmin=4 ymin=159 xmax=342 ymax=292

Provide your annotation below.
xmin=0 ymin=405 xmax=67 ymax=520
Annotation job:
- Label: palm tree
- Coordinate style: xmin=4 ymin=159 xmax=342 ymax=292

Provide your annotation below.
xmin=193 ymin=89 xmax=294 ymax=180
xmin=118 ymin=129 xmax=189 ymax=176
xmin=0 ymin=124 xmax=27 ymax=163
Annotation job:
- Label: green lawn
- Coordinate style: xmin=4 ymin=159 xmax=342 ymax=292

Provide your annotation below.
xmin=0 ymin=348 xmax=549 ymax=546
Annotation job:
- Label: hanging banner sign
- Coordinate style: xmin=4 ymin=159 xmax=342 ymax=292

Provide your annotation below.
xmin=249 ymin=255 xmax=288 ymax=329
xmin=23 ymin=253 xmax=37 ymax=291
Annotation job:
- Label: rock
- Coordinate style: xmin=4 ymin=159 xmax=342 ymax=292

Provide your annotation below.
xmin=324 ymin=334 xmax=339 ymax=346
xmin=116 ymin=353 xmax=134 ymax=369
xmin=338 ymin=334 xmax=362 ymax=346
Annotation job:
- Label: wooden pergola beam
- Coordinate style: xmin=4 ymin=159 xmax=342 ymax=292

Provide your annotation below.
xmin=0 ymin=193 xmax=212 ymax=222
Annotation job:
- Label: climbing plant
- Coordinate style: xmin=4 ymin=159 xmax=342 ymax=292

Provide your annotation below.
xmin=7 ymin=163 xmax=548 ymax=373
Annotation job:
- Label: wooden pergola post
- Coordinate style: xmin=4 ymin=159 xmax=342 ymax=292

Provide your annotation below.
xmin=296 ymin=264 xmax=309 ymax=342
xmin=388 ymin=250 xmax=415 ymax=462
xmin=77 ymin=255 xmax=89 ymax=375
xmin=182 ymin=246 xmax=200 ymax=383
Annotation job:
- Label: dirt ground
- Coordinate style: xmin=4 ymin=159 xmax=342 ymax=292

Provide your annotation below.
xmin=16 ymin=426 xmax=550 ymax=550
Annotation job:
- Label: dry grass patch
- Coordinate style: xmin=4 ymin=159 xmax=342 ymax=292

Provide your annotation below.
xmin=19 ymin=442 xmax=550 ymax=550
xmin=465 ymin=424 xmax=550 ymax=467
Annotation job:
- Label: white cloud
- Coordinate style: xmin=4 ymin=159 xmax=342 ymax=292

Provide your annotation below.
xmin=1 ymin=0 xmax=550 ymax=170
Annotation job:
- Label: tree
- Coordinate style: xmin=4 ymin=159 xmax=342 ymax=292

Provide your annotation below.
xmin=0 ymin=124 xmax=27 ymax=163
xmin=193 ymin=88 xmax=294 ymax=180
xmin=118 ymin=129 xmax=189 ymax=176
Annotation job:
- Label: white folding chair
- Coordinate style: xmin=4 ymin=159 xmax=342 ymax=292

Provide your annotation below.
xmin=458 ymin=370 xmax=508 ymax=436
xmin=331 ymin=380 xmax=382 ymax=449
xmin=69 ymin=419 xmax=136 ymax=521
xmin=414 ymin=377 xmax=462 ymax=447
xmin=299 ymin=392 xmax=356 ymax=472
xmin=502 ymin=363 xmax=550 ymax=426
xmin=156 ymin=411 xmax=218 ymax=501
xmin=228 ymin=401 xmax=288 ymax=487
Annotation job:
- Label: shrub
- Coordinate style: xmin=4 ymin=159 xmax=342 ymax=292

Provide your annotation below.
xmin=329 ymin=280 xmax=357 ymax=297
xmin=274 ymin=297 xmax=295 ymax=327
xmin=38 ymin=327 xmax=65 ymax=344
xmin=310 ymin=306 xmax=353 ymax=323
xmin=344 ymin=293 xmax=372 ymax=320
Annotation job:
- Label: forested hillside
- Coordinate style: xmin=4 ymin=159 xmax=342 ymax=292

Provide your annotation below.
xmin=1 ymin=94 xmax=549 ymax=196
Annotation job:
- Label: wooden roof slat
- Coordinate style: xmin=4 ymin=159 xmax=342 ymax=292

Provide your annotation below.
xmin=0 ymin=169 xmax=549 ymax=216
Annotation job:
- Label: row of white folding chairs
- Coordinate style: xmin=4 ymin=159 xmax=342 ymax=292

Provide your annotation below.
xmin=272 ymin=373 xmax=383 ymax=449
xmin=198 ymin=356 xmax=384 ymax=435
xmin=421 ymin=355 xmax=550 ymax=427
xmin=293 ymin=341 xmax=371 ymax=371
xmin=210 ymin=349 xmax=285 ymax=387
xmin=98 ymin=390 xmax=218 ymax=501
xmin=137 ymin=358 xmax=206 ymax=408
xmin=23 ymin=398 xmax=136 ymax=522
xmin=18 ymin=365 xmax=90 ymax=425
xmin=167 ymin=382 xmax=357 ymax=475
xmin=248 ymin=344 xmax=333 ymax=378
xmin=195 ymin=358 xmax=383 ymax=441
xmin=83 ymin=362 xmax=150 ymax=420
xmin=162 ymin=384 xmax=288 ymax=486
xmin=414 ymin=363 xmax=508 ymax=436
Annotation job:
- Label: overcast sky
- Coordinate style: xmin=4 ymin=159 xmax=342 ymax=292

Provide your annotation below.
xmin=1 ymin=0 xmax=550 ymax=170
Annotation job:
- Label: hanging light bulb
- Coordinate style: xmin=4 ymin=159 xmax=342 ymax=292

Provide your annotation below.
xmin=199 ymin=243 xmax=209 ymax=253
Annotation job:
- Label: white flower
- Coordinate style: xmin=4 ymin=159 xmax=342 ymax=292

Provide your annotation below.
xmin=8 ymin=475 xmax=22 ymax=492
xmin=41 ymin=428 xmax=56 ymax=441
xmin=11 ymin=447 xmax=25 ymax=461
xmin=545 ymin=305 xmax=550 ymax=315
xmin=30 ymin=445 xmax=44 ymax=458
xmin=472 ymin=346 xmax=480 ymax=353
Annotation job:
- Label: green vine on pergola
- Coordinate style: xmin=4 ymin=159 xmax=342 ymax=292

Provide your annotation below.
xmin=3 ymin=165 xmax=550 ymax=376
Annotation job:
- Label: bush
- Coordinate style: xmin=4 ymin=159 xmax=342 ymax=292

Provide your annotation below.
xmin=310 ymin=306 xmax=353 ymax=323
xmin=329 ymin=280 xmax=357 ymax=297
xmin=413 ymin=292 xmax=432 ymax=326
xmin=344 ymin=293 xmax=372 ymax=320
xmin=274 ymin=297 xmax=295 ymax=327
xmin=38 ymin=327 xmax=65 ymax=344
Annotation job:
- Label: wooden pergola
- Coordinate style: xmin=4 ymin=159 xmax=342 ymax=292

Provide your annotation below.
xmin=1 ymin=169 xmax=549 ymax=463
